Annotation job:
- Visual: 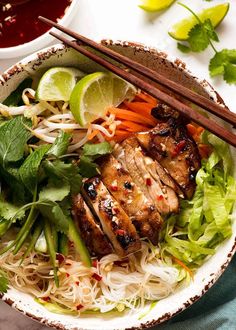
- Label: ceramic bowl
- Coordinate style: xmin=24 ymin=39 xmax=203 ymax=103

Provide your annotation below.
xmin=0 ymin=0 xmax=80 ymax=59
xmin=0 ymin=42 xmax=235 ymax=330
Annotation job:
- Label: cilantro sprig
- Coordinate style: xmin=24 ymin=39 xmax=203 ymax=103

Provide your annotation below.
xmin=176 ymin=3 xmax=236 ymax=84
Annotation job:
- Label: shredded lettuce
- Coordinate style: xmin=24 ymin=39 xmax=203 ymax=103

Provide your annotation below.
xmin=161 ymin=132 xmax=236 ymax=268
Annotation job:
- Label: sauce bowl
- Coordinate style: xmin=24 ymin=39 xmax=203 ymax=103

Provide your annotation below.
xmin=0 ymin=0 xmax=79 ymax=59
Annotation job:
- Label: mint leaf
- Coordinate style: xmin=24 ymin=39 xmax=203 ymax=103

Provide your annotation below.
xmin=209 ymin=49 xmax=236 ymax=84
xmin=82 ymin=141 xmax=112 ymax=159
xmin=19 ymin=144 xmax=51 ymax=193
xmin=0 ymin=116 xmax=31 ymax=166
xmin=0 ymin=270 xmax=8 ymax=294
xmin=0 ymin=116 xmax=32 ymax=201
xmin=47 ymin=131 xmax=71 ymax=158
xmin=43 ymin=160 xmax=82 ymax=194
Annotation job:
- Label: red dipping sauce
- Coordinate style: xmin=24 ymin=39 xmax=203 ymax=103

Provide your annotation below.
xmin=0 ymin=0 xmax=71 ymax=48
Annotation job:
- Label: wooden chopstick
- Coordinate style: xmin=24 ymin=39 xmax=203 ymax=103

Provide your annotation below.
xmin=39 ymin=16 xmax=236 ymax=127
xmin=38 ymin=18 xmax=236 ymax=148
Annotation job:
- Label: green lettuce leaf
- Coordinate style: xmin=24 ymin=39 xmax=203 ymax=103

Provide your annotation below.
xmin=161 ymin=132 xmax=235 ymax=267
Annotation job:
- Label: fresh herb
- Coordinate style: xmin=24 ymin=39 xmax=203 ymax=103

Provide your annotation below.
xmin=175 ymin=3 xmax=236 ymax=84
xmin=19 ymin=144 xmax=51 ymax=193
xmin=47 ymin=131 xmax=71 ymax=158
xmin=0 ymin=197 xmax=25 ymax=237
xmin=79 ymin=142 xmax=112 ymax=178
xmin=39 ymin=180 xmax=70 ymax=202
xmin=79 ymin=156 xmax=99 ymax=178
xmin=0 ymin=270 xmax=8 ymax=294
xmin=82 ymin=141 xmax=112 ymax=158
xmin=3 ymin=78 xmax=32 ymax=107
xmin=176 ymin=3 xmax=219 ymax=53
xmin=209 ymin=49 xmax=236 ymax=84
xmin=44 ymin=220 xmax=59 ymax=287
xmin=43 ymin=160 xmax=82 ymax=194
xmin=0 ymin=116 xmax=31 ymax=166
xmin=39 ymin=201 xmax=70 ymax=234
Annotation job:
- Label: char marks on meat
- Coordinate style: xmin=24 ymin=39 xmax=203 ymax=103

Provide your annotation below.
xmin=71 ymin=103 xmax=201 ymax=258
xmin=99 ymin=154 xmax=163 ymax=244
xmin=72 ymin=194 xmax=112 ymax=256
xmin=82 ymin=177 xmax=141 ymax=256
xmin=137 ymin=107 xmax=201 ymax=199
xmin=113 ymin=137 xmax=179 ymax=215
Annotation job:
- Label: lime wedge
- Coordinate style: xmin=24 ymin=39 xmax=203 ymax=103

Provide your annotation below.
xmin=139 ymin=0 xmax=175 ymax=12
xmin=69 ymin=72 xmax=136 ymax=127
xmin=36 ymin=67 xmax=85 ymax=101
xmin=169 ymin=3 xmax=230 ymax=41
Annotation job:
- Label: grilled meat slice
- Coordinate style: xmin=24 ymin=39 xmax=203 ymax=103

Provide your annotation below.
xmin=136 ymin=117 xmax=201 ymax=199
xmin=113 ymin=137 xmax=179 ymax=215
xmin=99 ymin=154 xmax=162 ymax=244
xmin=72 ymin=194 xmax=112 ymax=257
xmin=82 ymin=177 xmax=141 ymax=256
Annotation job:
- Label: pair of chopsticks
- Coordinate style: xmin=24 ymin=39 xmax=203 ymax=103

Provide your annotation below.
xmin=39 ymin=16 xmax=236 ymax=148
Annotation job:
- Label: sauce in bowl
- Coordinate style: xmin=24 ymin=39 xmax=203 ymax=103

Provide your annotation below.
xmin=0 ymin=0 xmax=71 ymax=48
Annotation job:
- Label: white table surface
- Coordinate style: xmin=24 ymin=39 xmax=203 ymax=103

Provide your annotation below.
xmin=0 ymin=0 xmax=235 ymax=328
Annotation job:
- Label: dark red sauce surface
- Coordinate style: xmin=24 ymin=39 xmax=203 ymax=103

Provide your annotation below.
xmin=0 ymin=0 xmax=71 ymax=48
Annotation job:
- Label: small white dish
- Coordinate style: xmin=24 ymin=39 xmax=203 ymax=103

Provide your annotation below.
xmin=0 ymin=0 xmax=79 ymax=59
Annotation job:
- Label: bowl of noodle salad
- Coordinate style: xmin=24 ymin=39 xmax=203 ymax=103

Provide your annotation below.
xmin=0 ymin=41 xmax=235 ymax=330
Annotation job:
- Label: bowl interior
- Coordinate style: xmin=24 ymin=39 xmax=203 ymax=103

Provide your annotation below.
xmin=0 ymin=42 xmax=235 ymax=330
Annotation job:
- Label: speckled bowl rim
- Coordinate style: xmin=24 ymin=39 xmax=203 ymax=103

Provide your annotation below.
xmin=0 ymin=41 xmax=235 ymax=330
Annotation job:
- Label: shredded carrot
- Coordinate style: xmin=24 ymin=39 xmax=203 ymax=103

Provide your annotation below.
xmin=135 ymin=92 xmax=158 ymax=106
xmin=186 ymin=123 xmax=197 ymax=136
xmin=88 ymin=129 xmax=99 ymax=141
xmin=108 ymin=107 xmax=157 ymax=126
xmin=112 ymin=130 xmax=131 ymax=142
xmin=118 ymin=120 xmax=150 ymax=132
xmin=88 ymin=121 xmax=109 ymax=141
xmin=173 ymin=257 xmax=193 ymax=278
xmin=124 ymin=101 xmax=154 ymax=117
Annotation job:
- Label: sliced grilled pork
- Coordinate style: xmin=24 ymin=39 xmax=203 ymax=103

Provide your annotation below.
xmin=136 ymin=117 xmax=201 ymax=199
xmin=113 ymin=137 xmax=179 ymax=215
xmin=99 ymin=154 xmax=162 ymax=244
xmin=72 ymin=194 xmax=112 ymax=256
xmin=82 ymin=177 xmax=141 ymax=256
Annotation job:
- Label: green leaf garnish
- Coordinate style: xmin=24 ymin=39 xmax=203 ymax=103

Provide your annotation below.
xmin=209 ymin=49 xmax=236 ymax=84
xmin=3 ymin=78 xmax=32 ymax=107
xmin=82 ymin=141 xmax=112 ymax=159
xmin=19 ymin=144 xmax=51 ymax=193
xmin=0 ymin=270 xmax=9 ymax=294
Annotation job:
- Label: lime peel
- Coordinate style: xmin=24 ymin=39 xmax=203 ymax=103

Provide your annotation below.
xmin=69 ymin=72 xmax=136 ymax=127
xmin=139 ymin=0 xmax=175 ymax=12
xmin=36 ymin=67 xmax=85 ymax=102
xmin=169 ymin=2 xmax=230 ymax=41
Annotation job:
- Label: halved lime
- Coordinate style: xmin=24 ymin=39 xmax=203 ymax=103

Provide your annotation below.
xmin=36 ymin=67 xmax=85 ymax=102
xmin=69 ymin=72 xmax=136 ymax=127
xmin=169 ymin=3 xmax=230 ymax=41
xmin=139 ymin=0 xmax=175 ymax=12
